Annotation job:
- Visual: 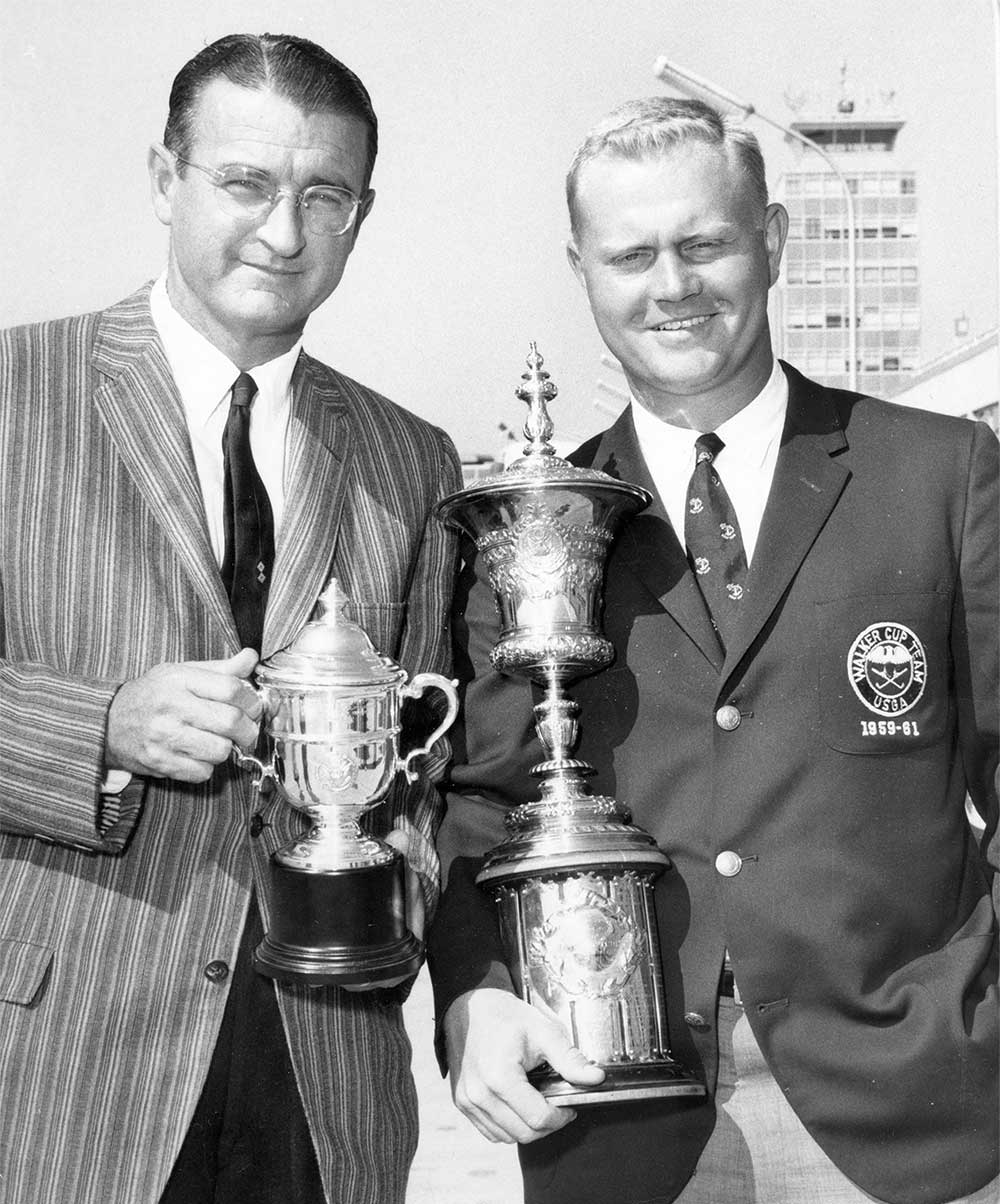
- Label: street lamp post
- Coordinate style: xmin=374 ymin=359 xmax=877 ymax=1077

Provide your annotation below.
xmin=653 ymin=56 xmax=859 ymax=392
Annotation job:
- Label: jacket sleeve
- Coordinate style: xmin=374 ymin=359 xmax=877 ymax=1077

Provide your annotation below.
xmin=380 ymin=429 xmax=463 ymax=920
xmin=953 ymin=420 xmax=999 ymax=903
xmin=0 ymin=323 xmax=143 ymax=853
xmin=427 ymin=539 xmax=545 ymax=1027
xmin=0 ymin=654 xmax=142 ymax=852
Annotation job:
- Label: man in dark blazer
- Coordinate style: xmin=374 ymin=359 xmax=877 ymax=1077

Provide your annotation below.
xmin=0 ymin=33 xmax=460 ymax=1204
xmin=429 ymin=98 xmax=998 ymax=1204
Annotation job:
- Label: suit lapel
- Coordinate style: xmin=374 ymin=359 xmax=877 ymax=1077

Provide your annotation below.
xmin=573 ymin=408 xmax=724 ymax=669
xmin=263 ymin=355 xmax=353 ymax=654
xmin=91 ymin=289 xmax=235 ymax=640
xmin=722 ymin=364 xmax=850 ymax=673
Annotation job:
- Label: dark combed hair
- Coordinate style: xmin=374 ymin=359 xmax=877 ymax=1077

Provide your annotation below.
xmin=163 ymin=33 xmax=378 ymax=187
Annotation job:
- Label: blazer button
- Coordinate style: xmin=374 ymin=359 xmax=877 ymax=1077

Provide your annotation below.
xmin=715 ymin=850 xmax=743 ymax=877
xmin=249 ymin=813 xmax=266 ymax=838
xmin=684 ymin=1011 xmax=710 ymax=1031
xmin=204 ymin=960 xmax=230 ymax=983
xmin=715 ymin=704 xmax=742 ymax=731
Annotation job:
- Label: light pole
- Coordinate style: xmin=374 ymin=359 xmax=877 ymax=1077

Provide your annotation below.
xmin=653 ymin=56 xmax=859 ymax=392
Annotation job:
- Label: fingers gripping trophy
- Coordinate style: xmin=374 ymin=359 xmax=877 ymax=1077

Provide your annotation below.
xmin=437 ymin=345 xmax=705 ymax=1103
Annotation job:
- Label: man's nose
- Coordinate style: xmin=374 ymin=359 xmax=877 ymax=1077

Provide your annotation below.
xmin=256 ymin=194 xmax=307 ymax=257
xmin=648 ymin=251 xmax=701 ymax=302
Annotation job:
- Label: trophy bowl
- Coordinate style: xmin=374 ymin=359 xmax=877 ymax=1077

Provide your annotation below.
xmin=236 ymin=578 xmax=458 ymax=986
xmin=436 ymin=345 xmax=705 ymax=1103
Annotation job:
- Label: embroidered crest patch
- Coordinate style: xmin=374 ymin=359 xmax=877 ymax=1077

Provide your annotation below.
xmin=847 ymin=622 xmax=927 ymax=716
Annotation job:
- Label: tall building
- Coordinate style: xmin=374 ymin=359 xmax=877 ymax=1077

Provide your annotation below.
xmin=773 ymin=71 xmax=920 ymax=398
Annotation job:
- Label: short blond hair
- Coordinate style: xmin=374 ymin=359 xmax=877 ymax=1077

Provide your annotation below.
xmin=566 ymin=96 xmax=768 ymax=238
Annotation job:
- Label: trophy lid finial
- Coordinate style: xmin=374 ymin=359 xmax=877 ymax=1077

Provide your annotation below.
xmin=515 ymin=342 xmax=558 ymax=459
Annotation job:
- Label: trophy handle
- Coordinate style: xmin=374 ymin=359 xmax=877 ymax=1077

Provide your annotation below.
xmin=230 ymin=685 xmax=278 ymax=790
xmin=400 ymin=674 xmax=460 ymax=783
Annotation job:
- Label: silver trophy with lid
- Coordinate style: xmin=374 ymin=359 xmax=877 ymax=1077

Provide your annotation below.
xmin=436 ymin=345 xmax=704 ymax=1103
xmin=235 ymin=578 xmax=459 ymax=985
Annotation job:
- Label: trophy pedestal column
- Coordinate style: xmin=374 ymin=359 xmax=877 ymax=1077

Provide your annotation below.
xmin=254 ymin=852 xmax=423 ymax=986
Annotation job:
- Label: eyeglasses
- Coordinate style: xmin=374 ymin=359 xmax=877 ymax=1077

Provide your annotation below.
xmin=175 ymin=157 xmax=362 ymax=236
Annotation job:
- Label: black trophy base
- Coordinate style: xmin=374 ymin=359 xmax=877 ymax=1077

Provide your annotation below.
xmin=254 ymin=852 xmax=423 ymax=987
xmin=530 ymin=1057 xmax=706 ymax=1106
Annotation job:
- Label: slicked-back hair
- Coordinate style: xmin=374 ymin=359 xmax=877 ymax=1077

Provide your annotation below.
xmin=163 ymin=32 xmax=378 ymax=188
xmin=566 ymin=97 xmax=768 ymax=239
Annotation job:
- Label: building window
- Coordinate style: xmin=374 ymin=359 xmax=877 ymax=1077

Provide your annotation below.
xmin=806 ymin=263 xmax=823 ymax=284
xmin=825 ymin=267 xmax=843 ymax=283
xmin=900 ymin=218 xmax=917 ymax=238
xmin=787 ymin=310 xmax=806 ymax=328
xmin=825 ymin=313 xmax=844 ymax=328
xmin=900 ymin=176 xmax=916 ymax=194
xmin=806 ymin=310 xmax=824 ymax=328
xmin=901 ymin=308 xmax=920 ymax=329
xmin=882 ymin=266 xmax=899 ymax=283
xmin=784 ymin=177 xmax=803 ymax=194
xmin=862 ymin=226 xmax=879 ymax=239
xmin=882 ymin=225 xmax=898 ymax=239
xmin=805 ymin=217 xmax=822 ymax=239
xmin=862 ymin=267 xmax=880 ymax=283
xmin=900 ymin=266 xmax=918 ymax=282
xmin=883 ymin=356 xmax=900 ymax=371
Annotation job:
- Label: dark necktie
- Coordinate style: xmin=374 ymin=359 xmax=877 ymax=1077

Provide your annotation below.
xmin=684 ymin=432 xmax=747 ymax=651
xmin=221 ymin=373 xmax=274 ymax=653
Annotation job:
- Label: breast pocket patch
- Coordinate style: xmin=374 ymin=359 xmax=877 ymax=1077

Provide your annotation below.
xmin=817 ymin=595 xmax=949 ymax=754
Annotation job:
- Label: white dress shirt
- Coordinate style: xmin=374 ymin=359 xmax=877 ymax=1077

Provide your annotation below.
xmin=149 ymin=273 xmax=299 ymax=565
xmin=103 ymin=278 xmax=300 ymax=796
xmin=630 ymin=358 xmax=788 ymax=565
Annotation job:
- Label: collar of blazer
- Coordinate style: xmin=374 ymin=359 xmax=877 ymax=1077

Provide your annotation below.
xmin=570 ymin=361 xmax=851 ymax=676
xmin=90 ymin=285 xmax=358 ymax=657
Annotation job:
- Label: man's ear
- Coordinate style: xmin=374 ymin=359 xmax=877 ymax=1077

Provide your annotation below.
xmin=148 ymin=143 xmax=178 ymax=228
xmin=348 ymin=188 xmax=376 ymax=250
xmin=763 ymin=202 xmax=788 ymax=287
xmin=566 ymin=239 xmax=586 ymax=288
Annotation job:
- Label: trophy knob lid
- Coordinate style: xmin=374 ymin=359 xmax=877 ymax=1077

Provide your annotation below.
xmin=257 ymin=577 xmax=401 ymax=687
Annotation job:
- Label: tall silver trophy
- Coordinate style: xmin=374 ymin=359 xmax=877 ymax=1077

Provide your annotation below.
xmin=235 ymin=578 xmax=459 ymax=986
xmin=436 ymin=346 xmax=704 ymax=1104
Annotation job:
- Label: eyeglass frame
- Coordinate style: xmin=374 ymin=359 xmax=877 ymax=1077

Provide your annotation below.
xmin=173 ymin=154 xmax=363 ymax=236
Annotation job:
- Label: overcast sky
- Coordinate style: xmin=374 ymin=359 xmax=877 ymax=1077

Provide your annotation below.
xmin=2 ymin=0 xmax=995 ymax=456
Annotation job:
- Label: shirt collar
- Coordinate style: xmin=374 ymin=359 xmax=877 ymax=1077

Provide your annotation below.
xmin=630 ymin=357 xmax=788 ymax=465
xmin=149 ymin=273 xmax=301 ymax=426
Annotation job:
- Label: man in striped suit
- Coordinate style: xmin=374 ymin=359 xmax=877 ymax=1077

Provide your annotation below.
xmin=0 ymin=33 xmax=460 ymax=1203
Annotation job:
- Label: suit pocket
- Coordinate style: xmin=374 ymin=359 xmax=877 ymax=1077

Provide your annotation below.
xmin=816 ymin=591 xmax=951 ymax=754
xmin=0 ymin=937 xmax=54 ymax=1006
xmin=347 ymin=601 xmax=407 ymax=658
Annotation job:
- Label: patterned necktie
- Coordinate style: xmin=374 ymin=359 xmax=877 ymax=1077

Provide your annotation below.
xmin=684 ymin=432 xmax=747 ymax=650
xmin=221 ymin=373 xmax=274 ymax=653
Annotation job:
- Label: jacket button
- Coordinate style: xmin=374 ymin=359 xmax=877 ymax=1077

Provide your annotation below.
xmin=249 ymin=813 xmax=265 ymax=838
xmin=684 ymin=1011 xmax=710 ymax=1030
xmin=715 ymin=850 xmax=743 ymax=877
xmin=204 ymin=960 xmax=230 ymax=983
xmin=715 ymin=705 xmax=742 ymax=731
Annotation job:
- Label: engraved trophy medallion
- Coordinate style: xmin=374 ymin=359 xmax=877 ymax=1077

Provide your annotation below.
xmin=437 ymin=346 xmax=704 ymax=1103
xmin=235 ymin=578 xmax=459 ymax=986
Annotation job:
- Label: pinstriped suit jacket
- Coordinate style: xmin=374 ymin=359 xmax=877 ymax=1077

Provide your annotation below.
xmin=0 ymin=285 xmax=461 ymax=1204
